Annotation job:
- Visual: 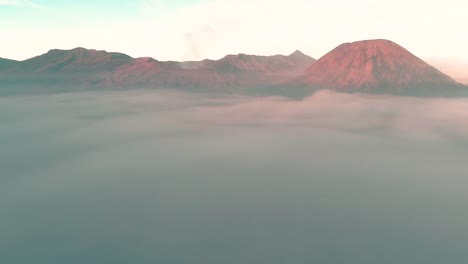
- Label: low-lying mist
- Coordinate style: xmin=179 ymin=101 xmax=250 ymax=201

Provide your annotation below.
xmin=1 ymin=89 xmax=468 ymax=264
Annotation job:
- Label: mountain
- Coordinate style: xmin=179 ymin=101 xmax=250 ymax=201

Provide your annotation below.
xmin=0 ymin=58 xmax=18 ymax=71
xmin=180 ymin=51 xmax=314 ymax=72
xmin=0 ymin=48 xmax=135 ymax=90
xmin=0 ymin=48 xmax=315 ymax=90
xmin=191 ymin=51 xmax=315 ymax=73
xmin=295 ymin=39 xmax=463 ymax=94
xmin=99 ymin=51 xmax=316 ymax=89
xmin=1 ymin=41 xmax=466 ymax=97
xmin=11 ymin=48 xmax=133 ymax=74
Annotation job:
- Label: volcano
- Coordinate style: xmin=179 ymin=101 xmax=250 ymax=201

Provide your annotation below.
xmin=298 ymin=39 xmax=462 ymax=94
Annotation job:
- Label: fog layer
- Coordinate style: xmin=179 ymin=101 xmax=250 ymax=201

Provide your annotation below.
xmin=1 ymin=90 xmax=468 ymax=264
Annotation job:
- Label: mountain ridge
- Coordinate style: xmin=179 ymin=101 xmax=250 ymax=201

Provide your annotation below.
xmin=0 ymin=48 xmax=316 ymax=90
xmin=0 ymin=57 xmax=18 ymax=71
xmin=1 ymin=40 xmax=466 ymax=96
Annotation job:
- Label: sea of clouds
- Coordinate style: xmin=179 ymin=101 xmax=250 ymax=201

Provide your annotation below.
xmin=1 ymin=89 xmax=468 ymax=264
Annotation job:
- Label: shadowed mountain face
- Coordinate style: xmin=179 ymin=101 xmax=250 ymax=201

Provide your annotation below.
xmin=0 ymin=58 xmax=18 ymax=71
xmin=297 ymin=39 xmax=460 ymax=93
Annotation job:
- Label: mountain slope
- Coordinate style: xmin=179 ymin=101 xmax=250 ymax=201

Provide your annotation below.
xmin=0 ymin=58 xmax=18 ymax=71
xmin=297 ymin=39 xmax=460 ymax=93
xmin=201 ymin=51 xmax=315 ymax=73
xmin=101 ymin=51 xmax=316 ymax=89
xmin=12 ymin=48 xmax=133 ymax=74
xmin=0 ymin=49 xmax=134 ymax=90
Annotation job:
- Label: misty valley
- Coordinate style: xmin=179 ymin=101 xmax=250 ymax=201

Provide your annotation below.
xmin=1 ymin=88 xmax=468 ymax=263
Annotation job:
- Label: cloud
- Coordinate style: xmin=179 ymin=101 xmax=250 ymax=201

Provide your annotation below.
xmin=156 ymin=90 xmax=468 ymax=141
xmin=4 ymin=89 xmax=463 ymax=142
xmin=4 ymin=89 xmax=468 ymax=143
xmin=3 ymin=89 xmax=468 ymax=264
xmin=183 ymin=25 xmax=217 ymax=60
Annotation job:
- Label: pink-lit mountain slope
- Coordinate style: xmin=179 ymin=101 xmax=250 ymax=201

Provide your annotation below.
xmin=295 ymin=39 xmax=461 ymax=93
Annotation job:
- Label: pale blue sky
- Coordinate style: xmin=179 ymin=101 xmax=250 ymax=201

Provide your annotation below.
xmin=1 ymin=0 xmax=467 ymax=81
xmin=0 ymin=0 xmax=207 ymax=24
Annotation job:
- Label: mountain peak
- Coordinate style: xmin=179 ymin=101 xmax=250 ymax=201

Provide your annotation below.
xmin=341 ymin=39 xmax=395 ymax=45
xmin=288 ymin=50 xmax=316 ymax=65
xmin=134 ymin=57 xmax=158 ymax=63
xmin=47 ymin=47 xmax=89 ymax=54
xmin=300 ymin=39 xmax=458 ymax=91
xmin=289 ymin=50 xmax=306 ymax=57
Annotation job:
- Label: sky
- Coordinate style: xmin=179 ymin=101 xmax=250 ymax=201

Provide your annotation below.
xmin=1 ymin=0 xmax=467 ymax=81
